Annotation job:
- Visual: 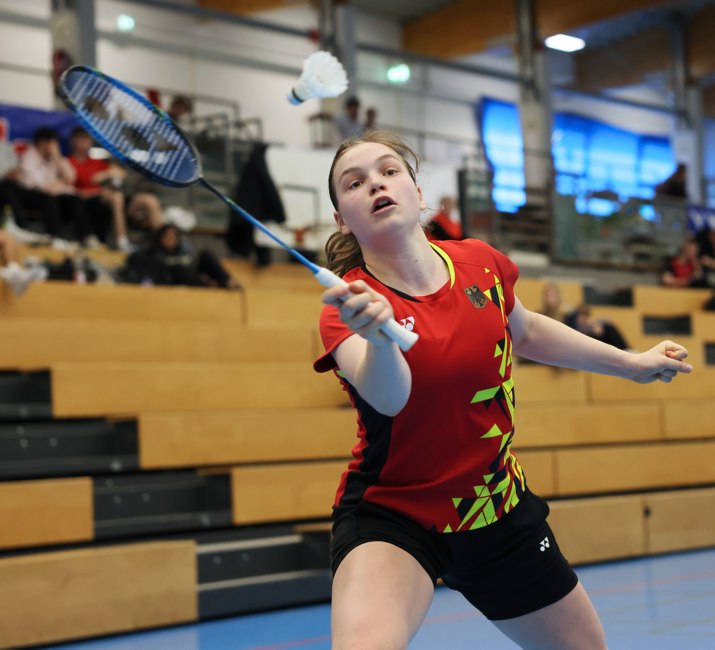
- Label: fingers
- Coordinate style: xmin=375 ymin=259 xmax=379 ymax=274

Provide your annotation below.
xmin=322 ymin=280 xmax=394 ymax=344
xmin=655 ymin=341 xmax=694 ymax=375
xmin=321 ymin=280 xmax=371 ymax=306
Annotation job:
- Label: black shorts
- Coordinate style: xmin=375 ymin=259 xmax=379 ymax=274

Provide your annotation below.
xmin=331 ymin=490 xmax=578 ymax=621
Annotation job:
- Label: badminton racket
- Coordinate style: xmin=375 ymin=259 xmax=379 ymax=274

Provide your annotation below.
xmin=58 ymin=66 xmax=418 ymax=352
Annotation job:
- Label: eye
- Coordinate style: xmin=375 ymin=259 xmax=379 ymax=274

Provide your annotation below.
xmin=384 ymin=167 xmax=399 ymax=176
xmin=347 ymin=179 xmax=362 ymax=190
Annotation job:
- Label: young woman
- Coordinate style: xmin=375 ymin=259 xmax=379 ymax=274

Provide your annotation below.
xmin=313 ymin=131 xmax=693 ymax=650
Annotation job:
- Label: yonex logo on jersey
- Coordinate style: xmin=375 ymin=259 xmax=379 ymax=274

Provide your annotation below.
xmin=464 ymin=284 xmax=488 ymax=308
xmin=539 ymin=537 xmax=550 ymax=552
xmin=399 ymin=316 xmax=415 ymax=331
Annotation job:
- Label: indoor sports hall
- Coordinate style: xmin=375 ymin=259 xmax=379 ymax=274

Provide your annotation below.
xmin=0 ymin=1 xmax=714 ymax=649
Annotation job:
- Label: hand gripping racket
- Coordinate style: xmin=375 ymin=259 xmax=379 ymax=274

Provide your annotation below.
xmin=58 ymin=66 xmax=418 ymax=352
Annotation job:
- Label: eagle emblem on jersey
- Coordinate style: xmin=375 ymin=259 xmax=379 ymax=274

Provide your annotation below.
xmin=464 ymin=284 xmax=488 ymax=308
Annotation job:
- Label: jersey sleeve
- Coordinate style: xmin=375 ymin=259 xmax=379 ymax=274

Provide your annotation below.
xmin=313 ymin=303 xmax=354 ymax=373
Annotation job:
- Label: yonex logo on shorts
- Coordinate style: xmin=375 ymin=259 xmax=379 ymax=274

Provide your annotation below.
xmin=539 ymin=537 xmax=550 ymax=552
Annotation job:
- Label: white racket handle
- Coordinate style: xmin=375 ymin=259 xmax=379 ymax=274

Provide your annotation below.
xmin=314 ymin=267 xmax=419 ymax=352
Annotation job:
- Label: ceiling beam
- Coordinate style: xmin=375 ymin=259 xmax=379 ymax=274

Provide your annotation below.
xmin=536 ymin=0 xmax=671 ymax=38
xmin=570 ymin=26 xmax=670 ymax=93
xmin=687 ymin=4 xmax=715 ymax=79
xmin=198 ymin=0 xmax=309 ymax=14
xmin=402 ymin=0 xmax=673 ymax=60
xmin=402 ymin=0 xmax=516 ymax=59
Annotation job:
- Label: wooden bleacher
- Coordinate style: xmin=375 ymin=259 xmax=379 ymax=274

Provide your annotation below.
xmin=0 ymin=268 xmax=713 ymax=647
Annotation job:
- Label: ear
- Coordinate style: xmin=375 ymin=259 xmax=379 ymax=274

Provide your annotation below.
xmin=334 ymin=211 xmax=351 ymax=235
xmin=417 ymin=186 xmax=427 ymax=211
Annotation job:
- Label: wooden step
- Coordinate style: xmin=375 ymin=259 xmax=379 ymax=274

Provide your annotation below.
xmin=515 ymin=402 xmax=661 ymax=447
xmin=51 ymin=362 xmax=347 ymax=417
xmin=0 ymin=281 xmax=244 ymax=322
xmin=0 ymin=541 xmax=197 ymax=648
xmin=231 ymin=460 xmax=345 ymax=525
xmin=0 ymin=477 xmax=93 ymax=551
xmin=0 ymin=319 xmax=318 ymax=368
xmin=139 ymin=407 xmax=357 ymax=469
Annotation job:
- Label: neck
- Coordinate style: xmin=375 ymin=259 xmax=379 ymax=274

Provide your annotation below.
xmin=363 ymin=235 xmax=448 ymax=296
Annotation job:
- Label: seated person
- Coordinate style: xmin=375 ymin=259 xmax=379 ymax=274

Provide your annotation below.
xmin=538 ymin=281 xmax=571 ymax=323
xmin=660 ymin=239 xmax=708 ymax=288
xmin=17 ymin=126 xmax=98 ymax=248
xmin=68 ymin=127 xmax=132 ymax=252
xmin=566 ymin=304 xmax=630 ymax=351
xmin=118 ymin=224 xmax=241 ymax=289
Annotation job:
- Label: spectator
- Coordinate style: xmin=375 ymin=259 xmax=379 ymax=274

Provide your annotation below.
xmin=0 ymin=229 xmax=47 ymax=295
xmin=695 ymin=226 xmax=715 ymax=287
xmin=167 ymin=95 xmax=193 ymax=125
xmin=68 ymin=127 xmax=132 ymax=252
xmin=425 ymin=196 xmax=464 ymax=241
xmin=335 ymin=96 xmax=363 ymax=140
xmin=538 ymin=281 xmax=571 ymax=323
xmin=16 ymin=127 xmax=98 ymax=249
xmin=566 ymin=304 xmax=630 ymax=351
xmin=119 ymin=224 xmax=241 ymax=289
xmin=0 ymin=139 xmax=51 ymax=243
xmin=121 ymin=171 xmax=166 ymax=232
xmin=364 ymin=107 xmax=378 ymax=132
xmin=660 ymin=239 xmax=708 ymax=288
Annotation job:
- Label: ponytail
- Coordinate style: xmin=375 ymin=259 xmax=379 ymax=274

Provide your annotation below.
xmin=325 ymin=230 xmax=363 ymax=277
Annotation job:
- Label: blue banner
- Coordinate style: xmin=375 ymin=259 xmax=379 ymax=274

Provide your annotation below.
xmin=0 ymin=103 xmax=80 ymax=153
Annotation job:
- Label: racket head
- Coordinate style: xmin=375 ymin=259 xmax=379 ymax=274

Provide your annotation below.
xmin=58 ymin=65 xmax=202 ymax=188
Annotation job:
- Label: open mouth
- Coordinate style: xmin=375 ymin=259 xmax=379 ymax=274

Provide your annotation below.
xmin=372 ymin=197 xmax=395 ymax=213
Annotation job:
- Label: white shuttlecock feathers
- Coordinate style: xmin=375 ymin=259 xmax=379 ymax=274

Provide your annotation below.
xmin=288 ymin=50 xmax=348 ymax=105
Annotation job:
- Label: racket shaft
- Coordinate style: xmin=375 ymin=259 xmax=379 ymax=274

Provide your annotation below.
xmin=314 ymin=267 xmax=419 ymax=352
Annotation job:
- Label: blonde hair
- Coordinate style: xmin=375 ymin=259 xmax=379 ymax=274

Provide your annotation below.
xmin=326 ymin=130 xmax=420 ymax=277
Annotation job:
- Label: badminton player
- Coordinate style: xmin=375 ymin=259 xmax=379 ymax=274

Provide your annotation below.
xmin=314 ymin=130 xmax=693 ymax=649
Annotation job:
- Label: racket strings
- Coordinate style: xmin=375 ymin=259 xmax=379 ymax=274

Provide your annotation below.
xmin=63 ymin=69 xmax=197 ymax=185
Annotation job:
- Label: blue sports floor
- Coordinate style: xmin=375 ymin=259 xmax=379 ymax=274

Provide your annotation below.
xmin=51 ymin=547 xmax=715 ymax=649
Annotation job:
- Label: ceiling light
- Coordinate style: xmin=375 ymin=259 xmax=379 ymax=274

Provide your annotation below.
xmin=545 ymin=34 xmax=585 ymax=53
xmin=116 ymin=14 xmax=135 ymax=32
xmin=386 ymin=63 xmax=410 ymax=84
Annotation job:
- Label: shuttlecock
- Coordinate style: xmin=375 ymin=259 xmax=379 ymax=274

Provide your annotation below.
xmin=288 ymin=50 xmax=348 ymax=105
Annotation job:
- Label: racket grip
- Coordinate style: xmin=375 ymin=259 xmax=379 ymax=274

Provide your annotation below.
xmin=314 ymin=267 xmax=419 ymax=352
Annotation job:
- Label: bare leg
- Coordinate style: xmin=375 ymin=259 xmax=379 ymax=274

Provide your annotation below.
xmin=103 ymin=189 xmax=127 ymax=240
xmin=493 ymin=581 xmax=607 ymax=650
xmin=331 ymin=541 xmax=434 ymax=650
xmin=0 ymin=230 xmax=21 ymax=265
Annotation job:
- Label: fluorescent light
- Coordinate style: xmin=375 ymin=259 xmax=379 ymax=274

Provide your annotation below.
xmin=545 ymin=34 xmax=585 ymax=52
xmin=386 ymin=63 xmax=410 ymax=84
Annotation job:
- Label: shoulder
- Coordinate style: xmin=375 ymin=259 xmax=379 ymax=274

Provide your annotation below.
xmin=433 ymin=238 xmax=515 ymax=268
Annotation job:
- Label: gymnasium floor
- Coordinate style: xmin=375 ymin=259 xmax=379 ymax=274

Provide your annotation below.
xmin=52 ymin=547 xmax=715 ymax=650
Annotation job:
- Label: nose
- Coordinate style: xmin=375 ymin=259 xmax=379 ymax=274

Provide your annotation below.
xmin=368 ymin=174 xmax=386 ymax=194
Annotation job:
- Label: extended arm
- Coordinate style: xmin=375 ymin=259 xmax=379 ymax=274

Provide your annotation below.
xmin=322 ymin=280 xmax=411 ymax=415
xmin=509 ymin=296 xmax=693 ymax=383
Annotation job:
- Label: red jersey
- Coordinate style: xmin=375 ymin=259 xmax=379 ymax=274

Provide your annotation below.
xmin=315 ymin=239 xmax=525 ymax=533
xmin=69 ymin=156 xmax=109 ymax=194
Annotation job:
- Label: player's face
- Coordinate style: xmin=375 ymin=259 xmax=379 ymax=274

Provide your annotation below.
xmin=332 ymin=142 xmax=423 ymax=246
